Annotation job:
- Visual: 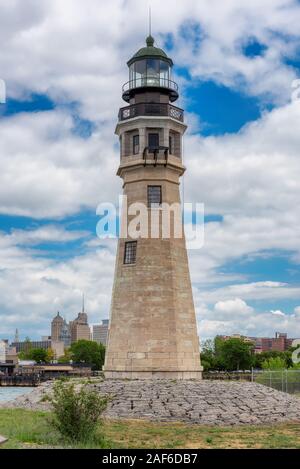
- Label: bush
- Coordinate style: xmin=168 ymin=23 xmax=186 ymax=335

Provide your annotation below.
xmin=262 ymin=357 xmax=286 ymax=370
xmin=50 ymin=380 xmax=107 ymax=443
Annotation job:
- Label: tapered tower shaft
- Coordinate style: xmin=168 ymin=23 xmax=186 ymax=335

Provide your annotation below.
xmin=104 ymin=36 xmax=202 ymax=379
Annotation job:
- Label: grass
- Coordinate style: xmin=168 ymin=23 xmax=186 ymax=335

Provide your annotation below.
xmin=0 ymin=409 xmax=300 ymax=449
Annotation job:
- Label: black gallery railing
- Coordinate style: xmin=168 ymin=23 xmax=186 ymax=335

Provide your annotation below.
xmin=122 ymin=77 xmax=179 ymax=94
xmin=119 ymin=102 xmax=184 ymax=122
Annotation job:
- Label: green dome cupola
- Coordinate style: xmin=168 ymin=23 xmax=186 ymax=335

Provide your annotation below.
xmin=127 ymin=35 xmax=173 ymax=67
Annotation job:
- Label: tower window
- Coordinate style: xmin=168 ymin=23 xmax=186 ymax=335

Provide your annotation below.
xmin=148 ymin=185 xmax=162 ymax=207
xmin=148 ymin=133 xmax=159 ymax=150
xmin=133 ymin=134 xmax=139 ymax=154
xmin=124 ymin=241 xmax=137 ymax=264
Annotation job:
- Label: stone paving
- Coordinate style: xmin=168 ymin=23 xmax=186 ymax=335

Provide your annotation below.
xmin=2 ymin=379 xmax=300 ymax=426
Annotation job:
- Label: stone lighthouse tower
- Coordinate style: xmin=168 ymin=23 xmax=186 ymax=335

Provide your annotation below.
xmin=104 ymin=35 xmax=202 ymax=379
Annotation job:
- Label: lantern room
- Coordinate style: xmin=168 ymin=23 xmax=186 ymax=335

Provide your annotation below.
xmin=122 ymin=35 xmax=179 ymax=103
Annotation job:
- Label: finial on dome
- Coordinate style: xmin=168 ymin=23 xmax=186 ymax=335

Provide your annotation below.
xmin=146 ymin=35 xmax=154 ymax=47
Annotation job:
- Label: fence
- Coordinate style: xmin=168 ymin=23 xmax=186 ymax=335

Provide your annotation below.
xmin=203 ymin=369 xmax=300 ymax=395
xmin=253 ymin=369 xmax=300 ymax=394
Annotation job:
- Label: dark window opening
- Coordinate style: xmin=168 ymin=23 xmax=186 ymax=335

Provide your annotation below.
xmin=169 ymin=135 xmax=173 ymax=154
xmin=133 ymin=134 xmax=139 ymax=154
xmin=148 ymin=133 xmax=159 ymax=150
xmin=124 ymin=241 xmax=137 ymax=264
xmin=148 ymin=185 xmax=162 ymax=207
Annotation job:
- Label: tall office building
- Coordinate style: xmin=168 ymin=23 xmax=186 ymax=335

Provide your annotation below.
xmin=51 ymin=312 xmax=64 ymax=341
xmin=92 ymin=320 xmax=109 ymax=346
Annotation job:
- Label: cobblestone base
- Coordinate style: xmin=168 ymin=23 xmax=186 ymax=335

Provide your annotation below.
xmin=2 ymin=379 xmax=300 ymax=426
xmin=94 ymin=380 xmax=300 ymax=426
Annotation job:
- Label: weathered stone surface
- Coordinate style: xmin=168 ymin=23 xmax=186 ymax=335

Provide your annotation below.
xmin=104 ymin=116 xmax=202 ymax=379
xmin=2 ymin=379 xmax=300 ymax=426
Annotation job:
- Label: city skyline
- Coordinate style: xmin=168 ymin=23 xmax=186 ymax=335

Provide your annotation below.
xmin=0 ymin=1 xmax=300 ymax=342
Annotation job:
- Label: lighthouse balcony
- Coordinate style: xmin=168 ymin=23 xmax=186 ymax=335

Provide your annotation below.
xmin=122 ymin=77 xmax=179 ymax=103
xmin=119 ymin=101 xmax=184 ymax=123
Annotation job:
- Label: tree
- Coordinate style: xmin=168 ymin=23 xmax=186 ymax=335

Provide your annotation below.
xmin=69 ymin=340 xmax=105 ymax=370
xmin=46 ymin=348 xmax=55 ymax=363
xmin=58 ymin=348 xmax=72 ymax=363
xmin=253 ymin=350 xmax=292 ymax=369
xmin=200 ymin=339 xmax=217 ymax=371
xmin=215 ymin=338 xmax=253 ymax=371
xmin=28 ymin=348 xmax=48 ymax=363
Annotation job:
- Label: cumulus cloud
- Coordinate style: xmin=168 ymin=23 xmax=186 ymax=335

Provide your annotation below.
xmin=6 ymin=225 xmax=89 ymax=245
xmin=0 ymin=227 xmax=117 ymax=338
xmin=0 ymin=110 xmax=121 ymax=218
xmin=198 ymin=298 xmax=300 ymax=341
xmin=1 ymin=0 xmax=300 ymax=116
xmin=214 ymin=298 xmax=254 ymax=318
xmin=0 ymin=0 xmax=300 ymax=339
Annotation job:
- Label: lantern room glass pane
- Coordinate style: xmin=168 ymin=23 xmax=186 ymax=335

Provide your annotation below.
xmin=160 ymin=60 xmax=169 ymax=87
xmin=146 ymin=58 xmax=160 ymax=86
xmin=135 ymin=60 xmax=146 ymax=87
xmin=130 ymin=58 xmax=172 ymax=89
xmin=129 ymin=64 xmax=134 ymax=85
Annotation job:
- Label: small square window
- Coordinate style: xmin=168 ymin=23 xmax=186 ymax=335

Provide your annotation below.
xmin=148 ymin=185 xmax=162 ymax=207
xmin=133 ymin=135 xmax=139 ymax=154
xmin=124 ymin=241 xmax=137 ymax=264
xmin=148 ymin=133 xmax=159 ymax=150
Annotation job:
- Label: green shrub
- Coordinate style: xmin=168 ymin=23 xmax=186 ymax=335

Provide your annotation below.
xmin=50 ymin=380 xmax=107 ymax=443
xmin=262 ymin=357 xmax=286 ymax=370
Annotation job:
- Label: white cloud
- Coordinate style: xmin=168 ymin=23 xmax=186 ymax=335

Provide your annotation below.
xmin=0 ymin=0 xmax=300 ymax=116
xmin=214 ymin=298 xmax=254 ymax=318
xmin=6 ymin=225 xmax=89 ymax=245
xmin=0 ymin=110 xmax=121 ymax=218
xmin=0 ymin=228 xmax=117 ymax=339
xmin=198 ymin=298 xmax=300 ymax=341
xmin=270 ymin=309 xmax=285 ymax=316
xmin=0 ymin=0 xmax=300 ymax=339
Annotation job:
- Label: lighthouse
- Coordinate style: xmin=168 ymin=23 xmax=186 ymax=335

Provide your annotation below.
xmin=104 ymin=35 xmax=202 ymax=379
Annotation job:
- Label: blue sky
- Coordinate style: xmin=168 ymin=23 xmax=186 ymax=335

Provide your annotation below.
xmin=0 ymin=0 xmax=300 ymax=341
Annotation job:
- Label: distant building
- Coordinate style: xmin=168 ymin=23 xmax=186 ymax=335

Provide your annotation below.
xmin=5 ymin=345 xmax=18 ymax=365
xmin=0 ymin=339 xmax=6 ymax=362
xmin=70 ymin=311 xmax=90 ymax=343
xmin=0 ymin=339 xmax=18 ymax=365
xmin=218 ymin=332 xmax=296 ymax=353
xmin=92 ymin=320 xmax=109 ymax=346
xmin=51 ymin=312 xmax=64 ymax=341
xmin=14 ymin=329 xmax=19 ymax=343
xmin=59 ymin=320 xmax=71 ymax=347
xmin=50 ymin=311 xmax=71 ymax=347
xmin=51 ymin=340 xmax=65 ymax=359
xmin=50 ymin=295 xmax=91 ymax=344
xmin=12 ymin=339 xmax=52 ymax=353
xmin=11 ymin=338 xmax=64 ymax=359
xmin=68 ymin=294 xmax=90 ymax=343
